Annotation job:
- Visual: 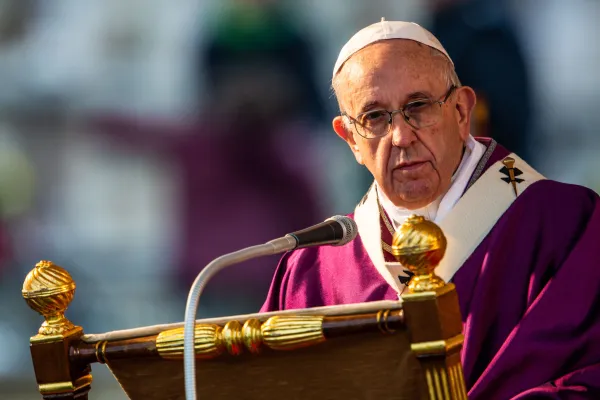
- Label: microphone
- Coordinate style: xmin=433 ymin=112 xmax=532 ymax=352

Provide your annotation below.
xmin=183 ymin=215 xmax=357 ymax=399
xmin=268 ymin=215 xmax=358 ymax=253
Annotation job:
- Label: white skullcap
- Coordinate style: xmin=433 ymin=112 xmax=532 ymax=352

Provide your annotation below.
xmin=333 ymin=19 xmax=453 ymax=79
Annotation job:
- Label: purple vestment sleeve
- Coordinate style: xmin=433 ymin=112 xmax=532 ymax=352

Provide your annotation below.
xmin=456 ymin=181 xmax=600 ymax=399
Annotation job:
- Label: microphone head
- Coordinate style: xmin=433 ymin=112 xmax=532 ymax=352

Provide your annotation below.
xmin=326 ymin=215 xmax=358 ymax=246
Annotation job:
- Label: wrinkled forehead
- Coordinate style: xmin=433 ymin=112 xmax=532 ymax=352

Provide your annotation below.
xmin=336 ymin=40 xmax=446 ymax=111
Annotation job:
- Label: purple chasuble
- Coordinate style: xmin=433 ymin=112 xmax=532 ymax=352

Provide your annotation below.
xmin=260 ymin=138 xmax=600 ymax=399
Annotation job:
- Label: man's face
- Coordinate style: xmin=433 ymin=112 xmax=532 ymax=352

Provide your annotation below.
xmin=333 ymin=40 xmax=475 ymax=209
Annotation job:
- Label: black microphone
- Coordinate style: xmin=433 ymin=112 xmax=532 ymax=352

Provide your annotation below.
xmin=267 ymin=215 xmax=358 ymax=252
xmin=287 ymin=215 xmax=358 ymax=248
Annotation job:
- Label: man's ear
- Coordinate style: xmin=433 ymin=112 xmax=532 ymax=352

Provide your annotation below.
xmin=454 ymin=86 xmax=477 ymax=140
xmin=333 ymin=116 xmax=364 ymax=165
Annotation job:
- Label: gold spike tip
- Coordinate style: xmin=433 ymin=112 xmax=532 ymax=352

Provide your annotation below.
xmin=22 ymin=261 xmax=77 ymax=336
xmin=391 ymin=215 xmax=447 ymax=292
xmin=502 ymin=157 xmax=515 ymax=169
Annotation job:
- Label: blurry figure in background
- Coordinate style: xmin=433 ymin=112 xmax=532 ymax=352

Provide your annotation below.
xmin=89 ymin=0 xmax=324 ymax=315
xmin=202 ymin=0 xmax=325 ymax=127
xmin=428 ymin=0 xmax=532 ymax=160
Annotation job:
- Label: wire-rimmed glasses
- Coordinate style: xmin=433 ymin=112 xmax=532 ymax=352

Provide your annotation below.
xmin=342 ymin=85 xmax=457 ymax=139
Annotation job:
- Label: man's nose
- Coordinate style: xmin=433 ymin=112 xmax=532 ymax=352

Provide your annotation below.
xmin=390 ymin=113 xmax=417 ymax=147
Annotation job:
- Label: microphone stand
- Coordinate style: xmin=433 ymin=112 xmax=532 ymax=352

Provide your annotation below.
xmin=183 ymin=236 xmax=295 ymax=400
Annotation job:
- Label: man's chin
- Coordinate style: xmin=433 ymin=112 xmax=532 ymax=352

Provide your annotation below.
xmin=389 ymin=183 xmax=438 ymax=209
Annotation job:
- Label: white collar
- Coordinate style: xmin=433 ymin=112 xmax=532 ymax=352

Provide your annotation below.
xmin=377 ymin=135 xmax=486 ymax=230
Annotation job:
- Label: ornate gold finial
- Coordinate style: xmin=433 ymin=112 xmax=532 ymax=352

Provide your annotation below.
xmin=391 ymin=215 xmax=447 ymax=292
xmin=22 ymin=260 xmax=77 ymax=336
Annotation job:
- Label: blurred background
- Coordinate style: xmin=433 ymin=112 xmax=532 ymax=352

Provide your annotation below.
xmin=1 ymin=0 xmax=599 ymax=398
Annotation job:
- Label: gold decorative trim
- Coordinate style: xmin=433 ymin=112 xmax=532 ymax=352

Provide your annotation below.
xmin=376 ymin=309 xmax=396 ymax=334
xmin=38 ymin=374 xmax=92 ymax=395
xmin=95 ymin=340 xmax=108 ymax=364
xmin=376 ymin=310 xmax=386 ymax=334
xmin=382 ymin=309 xmax=396 ymax=334
xmin=242 ymin=318 xmax=263 ymax=354
xmin=262 ymin=316 xmax=325 ymax=350
xmin=22 ymin=282 xmax=77 ymax=298
xmin=401 ymin=283 xmax=455 ymax=301
xmin=422 ymin=360 xmax=467 ymax=400
xmin=410 ymin=334 xmax=464 ymax=357
xmin=157 ymin=324 xmax=224 ymax=360
xmin=29 ymin=326 xmax=83 ymax=344
xmin=156 ymin=315 xmax=325 ymax=360
xmin=449 ymin=362 xmax=468 ymax=399
xmin=222 ymin=321 xmax=243 ymax=356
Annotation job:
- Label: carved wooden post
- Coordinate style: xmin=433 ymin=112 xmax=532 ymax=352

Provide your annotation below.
xmin=22 ymin=260 xmax=92 ymax=399
xmin=393 ymin=216 xmax=467 ymax=400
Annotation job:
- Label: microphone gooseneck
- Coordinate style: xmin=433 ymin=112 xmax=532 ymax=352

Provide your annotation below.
xmin=183 ymin=216 xmax=357 ymax=399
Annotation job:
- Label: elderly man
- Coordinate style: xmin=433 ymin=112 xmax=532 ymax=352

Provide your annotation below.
xmin=261 ymin=20 xmax=600 ymax=398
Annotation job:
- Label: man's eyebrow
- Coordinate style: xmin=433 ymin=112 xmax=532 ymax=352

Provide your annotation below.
xmin=358 ymin=100 xmax=383 ymax=113
xmin=357 ymin=91 xmax=434 ymax=113
xmin=407 ymin=91 xmax=433 ymax=100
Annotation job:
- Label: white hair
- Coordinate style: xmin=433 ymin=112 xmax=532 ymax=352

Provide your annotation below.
xmin=430 ymin=47 xmax=461 ymax=88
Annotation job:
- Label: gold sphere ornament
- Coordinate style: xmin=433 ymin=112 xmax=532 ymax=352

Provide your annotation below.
xmin=22 ymin=260 xmax=77 ymax=336
xmin=391 ymin=215 xmax=447 ymax=293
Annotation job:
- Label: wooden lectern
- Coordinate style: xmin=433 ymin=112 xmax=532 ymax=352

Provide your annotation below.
xmin=22 ymin=216 xmax=467 ymax=399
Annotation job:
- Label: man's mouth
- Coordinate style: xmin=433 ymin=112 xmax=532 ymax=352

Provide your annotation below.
xmin=394 ymin=161 xmax=428 ymax=171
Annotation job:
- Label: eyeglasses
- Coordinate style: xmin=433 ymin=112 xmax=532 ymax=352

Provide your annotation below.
xmin=342 ymin=85 xmax=457 ymax=139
